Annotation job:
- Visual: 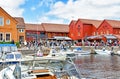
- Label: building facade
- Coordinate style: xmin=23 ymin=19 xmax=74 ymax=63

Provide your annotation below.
xmin=25 ymin=23 xmax=45 ymax=41
xmin=41 ymin=23 xmax=69 ymax=39
xmin=0 ymin=7 xmax=26 ymax=43
xmin=14 ymin=17 xmax=26 ymax=43
xmin=69 ymin=18 xmax=102 ymax=40
xmin=25 ymin=23 xmax=69 ymax=42
xmin=0 ymin=7 xmax=18 ymax=42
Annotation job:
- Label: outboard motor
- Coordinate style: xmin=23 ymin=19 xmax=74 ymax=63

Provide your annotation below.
xmin=111 ymin=47 xmax=114 ymax=56
xmin=13 ymin=63 xmax=21 ymax=79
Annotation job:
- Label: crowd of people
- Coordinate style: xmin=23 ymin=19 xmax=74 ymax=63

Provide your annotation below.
xmin=21 ymin=39 xmax=120 ymax=50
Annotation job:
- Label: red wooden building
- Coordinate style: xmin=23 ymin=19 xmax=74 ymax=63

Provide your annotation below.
xmin=69 ymin=18 xmax=102 ymax=40
xmin=41 ymin=23 xmax=69 ymax=38
xmin=25 ymin=23 xmax=69 ymax=41
xmin=97 ymin=19 xmax=120 ymax=42
xmin=25 ymin=23 xmax=45 ymax=41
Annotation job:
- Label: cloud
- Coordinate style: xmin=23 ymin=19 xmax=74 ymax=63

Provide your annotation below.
xmin=89 ymin=0 xmax=120 ymax=6
xmin=38 ymin=0 xmax=55 ymax=8
xmin=40 ymin=0 xmax=120 ymax=24
xmin=0 ymin=0 xmax=26 ymax=17
xmin=38 ymin=16 xmax=65 ymax=24
xmin=31 ymin=6 xmax=36 ymax=11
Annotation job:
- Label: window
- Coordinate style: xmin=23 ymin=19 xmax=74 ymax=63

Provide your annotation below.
xmin=93 ymin=32 xmax=95 ymax=35
xmin=19 ymin=29 xmax=24 ymax=32
xmin=0 ymin=17 xmax=4 ymax=26
xmin=106 ymin=31 xmax=109 ymax=34
xmin=78 ymin=25 xmax=80 ymax=32
xmin=5 ymin=33 xmax=11 ymax=41
xmin=78 ymin=32 xmax=80 ymax=36
xmin=6 ymin=19 xmax=10 ymax=25
xmin=101 ymin=31 xmax=103 ymax=35
xmin=0 ymin=33 xmax=3 ymax=41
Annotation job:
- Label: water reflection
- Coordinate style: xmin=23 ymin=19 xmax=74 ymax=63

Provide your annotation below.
xmin=75 ymin=54 xmax=120 ymax=79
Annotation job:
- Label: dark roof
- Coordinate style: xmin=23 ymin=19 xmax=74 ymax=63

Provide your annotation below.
xmin=25 ymin=23 xmax=44 ymax=31
xmin=41 ymin=23 xmax=69 ymax=33
xmin=105 ymin=20 xmax=120 ymax=28
xmin=78 ymin=18 xmax=102 ymax=28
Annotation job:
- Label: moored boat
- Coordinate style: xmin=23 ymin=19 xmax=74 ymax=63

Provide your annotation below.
xmin=0 ymin=44 xmax=24 ymax=64
xmin=73 ymin=47 xmax=90 ymax=55
xmin=94 ymin=48 xmax=111 ymax=55
xmin=0 ymin=64 xmax=57 ymax=79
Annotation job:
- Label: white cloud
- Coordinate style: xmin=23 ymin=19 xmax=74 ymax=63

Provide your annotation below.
xmin=38 ymin=0 xmax=55 ymax=8
xmin=38 ymin=16 xmax=65 ymax=24
xmin=0 ymin=0 xmax=26 ymax=17
xmin=89 ymin=0 xmax=120 ymax=6
xmin=40 ymin=0 xmax=120 ymax=24
xmin=31 ymin=6 xmax=36 ymax=11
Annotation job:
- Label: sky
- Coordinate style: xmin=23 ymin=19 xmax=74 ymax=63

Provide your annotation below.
xmin=1 ymin=0 xmax=120 ymax=24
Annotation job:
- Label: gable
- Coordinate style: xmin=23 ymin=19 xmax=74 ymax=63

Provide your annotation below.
xmin=105 ymin=20 xmax=120 ymax=28
xmin=0 ymin=7 xmax=17 ymax=24
xmin=14 ymin=17 xmax=25 ymax=28
xmin=97 ymin=20 xmax=113 ymax=34
xmin=78 ymin=18 xmax=102 ymax=28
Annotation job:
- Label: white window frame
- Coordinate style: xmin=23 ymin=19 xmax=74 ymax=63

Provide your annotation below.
xmin=5 ymin=33 xmax=11 ymax=42
xmin=0 ymin=33 xmax=4 ymax=41
xmin=6 ymin=19 xmax=10 ymax=25
xmin=0 ymin=17 xmax=4 ymax=26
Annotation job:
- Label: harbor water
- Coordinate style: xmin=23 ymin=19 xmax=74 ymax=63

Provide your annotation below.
xmin=75 ymin=54 xmax=120 ymax=79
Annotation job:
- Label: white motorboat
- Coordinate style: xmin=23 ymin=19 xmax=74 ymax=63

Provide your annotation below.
xmin=116 ymin=51 xmax=120 ymax=56
xmin=0 ymin=64 xmax=57 ymax=79
xmin=73 ymin=47 xmax=90 ymax=55
xmin=0 ymin=54 xmax=81 ymax=79
xmin=94 ymin=48 xmax=111 ymax=55
xmin=0 ymin=44 xmax=24 ymax=64
xmin=24 ymin=48 xmax=66 ymax=62
xmin=58 ymin=47 xmax=77 ymax=59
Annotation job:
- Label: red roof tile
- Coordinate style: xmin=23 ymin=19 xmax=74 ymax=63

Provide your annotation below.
xmin=25 ymin=23 xmax=44 ymax=31
xmin=41 ymin=23 xmax=69 ymax=33
xmin=14 ymin=17 xmax=25 ymax=28
xmin=78 ymin=18 xmax=102 ymax=28
xmin=105 ymin=20 xmax=120 ymax=28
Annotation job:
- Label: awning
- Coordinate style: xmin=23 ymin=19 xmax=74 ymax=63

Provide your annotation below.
xmin=103 ymin=35 xmax=117 ymax=39
xmin=86 ymin=35 xmax=102 ymax=40
xmin=52 ymin=36 xmax=72 ymax=40
xmin=113 ymin=34 xmax=120 ymax=40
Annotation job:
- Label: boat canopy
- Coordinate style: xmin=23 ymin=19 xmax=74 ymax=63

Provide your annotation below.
xmin=0 ymin=44 xmax=16 ymax=47
xmin=0 ymin=44 xmax=17 ymax=53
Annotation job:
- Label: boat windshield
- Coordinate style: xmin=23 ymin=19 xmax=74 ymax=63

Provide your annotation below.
xmin=0 ymin=47 xmax=2 ymax=57
xmin=2 ymin=46 xmax=11 ymax=52
xmin=0 ymin=47 xmax=2 ymax=52
xmin=6 ymin=54 xmax=14 ymax=59
xmin=11 ymin=46 xmax=18 ymax=52
xmin=15 ymin=54 xmax=22 ymax=59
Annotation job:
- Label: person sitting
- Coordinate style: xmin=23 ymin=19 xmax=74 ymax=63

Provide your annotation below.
xmin=37 ymin=49 xmax=43 ymax=57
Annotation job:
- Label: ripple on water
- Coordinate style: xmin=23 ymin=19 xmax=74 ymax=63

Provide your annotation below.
xmin=75 ymin=55 xmax=120 ymax=79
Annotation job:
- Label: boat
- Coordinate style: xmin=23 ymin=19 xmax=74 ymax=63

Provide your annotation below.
xmin=94 ymin=48 xmax=111 ymax=55
xmin=0 ymin=44 xmax=24 ymax=64
xmin=0 ymin=63 xmax=57 ymax=79
xmin=73 ymin=47 xmax=90 ymax=55
xmin=24 ymin=48 xmax=67 ymax=63
xmin=0 ymin=55 xmax=81 ymax=79
xmin=116 ymin=50 xmax=120 ymax=56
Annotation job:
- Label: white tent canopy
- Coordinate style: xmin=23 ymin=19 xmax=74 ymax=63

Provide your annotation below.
xmin=53 ymin=36 xmax=72 ymax=40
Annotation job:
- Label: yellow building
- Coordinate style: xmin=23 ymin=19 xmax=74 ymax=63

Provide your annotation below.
xmin=0 ymin=7 xmax=25 ymax=43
